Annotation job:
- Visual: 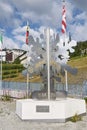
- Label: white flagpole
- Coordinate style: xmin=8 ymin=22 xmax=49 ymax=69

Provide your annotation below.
xmin=64 ymin=31 xmax=68 ymax=92
xmin=62 ymin=0 xmax=68 ymax=92
xmin=26 ymin=21 xmax=29 ymax=98
xmin=46 ymin=28 xmax=50 ymax=100
xmin=0 ymin=50 xmax=2 ymax=89
xmin=27 ymin=72 xmax=29 ymax=98
xmin=0 ymin=31 xmax=3 ymax=90
xmin=65 ymin=70 xmax=68 ymax=91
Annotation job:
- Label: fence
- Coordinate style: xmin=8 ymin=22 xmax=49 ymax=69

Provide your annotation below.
xmin=0 ymin=81 xmax=87 ymax=98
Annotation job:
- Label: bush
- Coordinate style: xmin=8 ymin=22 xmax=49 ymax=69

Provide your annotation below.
xmin=9 ymin=74 xmax=18 ymax=78
xmin=2 ymin=64 xmax=24 ymax=70
xmin=2 ymin=75 xmax=10 ymax=79
xmin=13 ymin=57 xmax=20 ymax=64
xmin=1 ymin=95 xmax=11 ymax=101
xmin=18 ymin=69 xmax=23 ymax=72
xmin=10 ymin=70 xmax=17 ymax=74
xmin=2 ymin=63 xmax=24 ymax=80
xmin=70 ymin=113 xmax=82 ymax=122
xmin=84 ymin=97 xmax=87 ymax=104
xmin=3 ymin=71 xmax=10 ymax=75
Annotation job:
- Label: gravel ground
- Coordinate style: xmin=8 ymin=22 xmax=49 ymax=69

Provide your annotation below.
xmin=0 ymin=100 xmax=87 ymax=130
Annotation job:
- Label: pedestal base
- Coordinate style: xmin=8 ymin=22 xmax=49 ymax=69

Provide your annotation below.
xmin=16 ymin=98 xmax=86 ymax=122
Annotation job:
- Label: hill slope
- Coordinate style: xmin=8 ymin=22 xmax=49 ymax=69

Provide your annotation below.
xmin=3 ymin=56 xmax=87 ymax=84
xmin=67 ymin=56 xmax=87 ymax=84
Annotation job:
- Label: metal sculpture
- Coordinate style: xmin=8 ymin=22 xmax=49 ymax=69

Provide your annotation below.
xmin=22 ymin=29 xmax=77 ymax=99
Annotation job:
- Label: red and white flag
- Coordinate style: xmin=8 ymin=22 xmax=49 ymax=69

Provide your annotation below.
xmin=61 ymin=1 xmax=66 ymax=34
xmin=26 ymin=24 xmax=29 ymax=45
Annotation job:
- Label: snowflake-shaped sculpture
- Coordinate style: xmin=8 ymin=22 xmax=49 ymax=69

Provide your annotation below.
xmin=22 ymin=30 xmax=77 ymax=99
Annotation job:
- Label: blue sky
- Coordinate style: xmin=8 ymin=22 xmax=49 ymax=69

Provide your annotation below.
xmin=0 ymin=0 xmax=87 ymax=49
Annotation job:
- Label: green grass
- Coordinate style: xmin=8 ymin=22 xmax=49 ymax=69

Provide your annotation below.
xmin=68 ymin=56 xmax=87 ymax=68
xmin=2 ymin=56 xmax=87 ymax=84
xmin=67 ymin=56 xmax=87 ymax=83
xmin=2 ymin=63 xmax=24 ymax=81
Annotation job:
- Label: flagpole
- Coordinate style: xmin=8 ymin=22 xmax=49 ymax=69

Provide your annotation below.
xmin=0 ymin=49 xmax=2 ymax=90
xmin=64 ymin=27 xmax=68 ymax=92
xmin=26 ymin=21 xmax=29 ymax=98
xmin=27 ymin=71 xmax=29 ymax=98
xmin=46 ymin=28 xmax=50 ymax=100
xmin=0 ymin=31 xmax=3 ymax=90
xmin=62 ymin=0 xmax=68 ymax=92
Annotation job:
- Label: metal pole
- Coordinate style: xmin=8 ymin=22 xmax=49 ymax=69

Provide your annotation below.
xmin=46 ymin=28 xmax=50 ymax=100
xmin=0 ymin=31 xmax=3 ymax=89
xmin=63 ymin=33 xmax=68 ymax=92
xmin=64 ymin=34 xmax=68 ymax=92
xmin=0 ymin=51 xmax=2 ymax=89
xmin=62 ymin=0 xmax=68 ymax=92
xmin=26 ymin=49 xmax=30 ymax=99
xmin=27 ymin=71 xmax=29 ymax=98
xmin=65 ymin=70 xmax=68 ymax=91
xmin=26 ymin=21 xmax=29 ymax=99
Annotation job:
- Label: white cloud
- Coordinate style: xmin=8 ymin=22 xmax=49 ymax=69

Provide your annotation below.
xmin=0 ymin=1 xmax=13 ymax=26
xmin=12 ymin=25 xmax=57 ymax=43
xmin=66 ymin=1 xmax=74 ymax=23
xmin=1 ymin=3 xmax=12 ymax=13
xmin=12 ymin=26 xmax=26 ymax=35
xmin=3 ymin=36 xmax=19 ymax=49
xmin=75 ymin=12 xmax=87 ymax=21
xmin=69 ymin=22 xmax=87 ymax=41
xmin=12 ymin=25 xmax=40 ymax=43
xmin=12 ymin=0 xmax=53 ymax=14
xmin=0 ymin=1 xmax=13 ymax=15
xmin=0 ymin=0 xmax=87 ymax=50
xmin=14 ymin=35 xmax=25 ymax=43
xmin=0 ymin=0 xmax=60 ymax=28
xmin=72 ymin=0 xmax=87 ymax=12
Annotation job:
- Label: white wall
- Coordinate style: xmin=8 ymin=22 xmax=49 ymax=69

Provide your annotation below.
xmin=0 ymin=51 xmax=6 ymax=61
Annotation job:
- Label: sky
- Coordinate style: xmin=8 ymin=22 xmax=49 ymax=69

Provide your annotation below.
xmin=0 ymin=0 xmax=87 ymax=50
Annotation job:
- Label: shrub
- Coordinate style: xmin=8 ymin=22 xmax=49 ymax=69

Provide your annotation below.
xmin=2 ymin=64 xmax=24 ymax=70
xmin=13 ymin=57 xmax=20 ymax=64
xmin=9 ymin=74 xmax=18 ymax=78
xmin=2 ymin=63 xmax=24 ymax=80
xmin=10 ymin=70 xmax=17 ymax=74
xmin=18 ymin=69 xmax=23 ymax=72
xmin=70 ymin=113 xmax=82 ymax=122
xmin=2 ymin=75 xmax=10 ymax=79
xmin=84 ymin=97 xmax=87 ymax=104
xmin=3 ymin=71 xmax=10 ymax=75
xmin=1 ymin=95 xmax=11 ymax=101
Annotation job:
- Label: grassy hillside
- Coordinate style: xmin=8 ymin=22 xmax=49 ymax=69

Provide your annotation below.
xmin=67 ymin=56 xmax=87 ymax=84
xmin=2 ymin=64 xmax=24 ymax=81
xmin=68 ymin=56 xmax=87 ymax=68
xmin=2 ymin=56 xmax=87 ymax=84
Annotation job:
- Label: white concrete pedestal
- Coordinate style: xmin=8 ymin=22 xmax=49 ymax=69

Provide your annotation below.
xmin=16 ymin=98 xmax=86 ymax=122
